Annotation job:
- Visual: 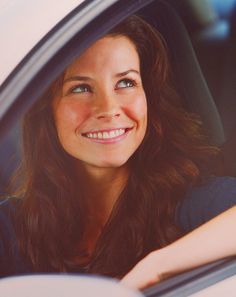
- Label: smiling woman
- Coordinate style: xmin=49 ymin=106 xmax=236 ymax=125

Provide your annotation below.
xmin=1 ymin=14 xmax=236 ymax=290
xmin=53 ymin=35 xmax=147 ymax=169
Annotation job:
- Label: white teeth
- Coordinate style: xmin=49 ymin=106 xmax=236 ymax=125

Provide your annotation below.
xmin=85 ymin=129 xmax=126 ymax=139
xmin=105 ymin=132 xmax=110 ymax=138
xmin=110 ymin=131 xmax=116 ymax=138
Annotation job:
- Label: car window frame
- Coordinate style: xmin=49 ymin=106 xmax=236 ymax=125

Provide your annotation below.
xmin=143 ymin=257 xmax=236 ymax=296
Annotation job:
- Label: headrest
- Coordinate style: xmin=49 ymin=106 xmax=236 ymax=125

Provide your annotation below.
xmin=140 ymin=0 xmax=225 ymax=146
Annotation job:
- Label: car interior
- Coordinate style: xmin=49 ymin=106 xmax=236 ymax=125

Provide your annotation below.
xmin=169 ymin=0 xmax=236 ymax=176
xmin=0 ymin=0 xmax=236 ymax=294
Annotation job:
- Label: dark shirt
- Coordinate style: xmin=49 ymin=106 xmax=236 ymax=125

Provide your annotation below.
xmin=1 ymin=176 xmax=236 ymax=277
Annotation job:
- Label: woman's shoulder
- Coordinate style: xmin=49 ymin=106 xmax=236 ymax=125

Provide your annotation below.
xmin=0 ymin=197 xmax=28 ymax=276
xmin=0 ymin=197 xmax=21 ymax=251
xmin=176 ymin=176 xmax=236 ymax=232
xmin=185 ymin=176 xmax=236 ymax=204
xmin=0 ymin=197 xmax=21 ymax=224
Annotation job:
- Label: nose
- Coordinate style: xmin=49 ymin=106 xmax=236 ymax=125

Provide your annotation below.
xmin=94 ymin=91 xmax=120 ymax=120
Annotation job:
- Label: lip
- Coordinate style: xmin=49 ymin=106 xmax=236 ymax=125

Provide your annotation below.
xmin=81 ymin=127 xmax=133 ymax=144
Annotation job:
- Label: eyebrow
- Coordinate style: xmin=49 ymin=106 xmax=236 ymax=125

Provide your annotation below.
xmin=63 ymin=76 xmax=92 ymax=84
xmin=63 ymin=69 xmax=140 ymax=84
xmin=115 ymin=69 xmax=140 ymax=77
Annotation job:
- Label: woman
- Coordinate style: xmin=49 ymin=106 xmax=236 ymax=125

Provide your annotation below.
xmin=1 ymin=15 xmax=236 ymax=289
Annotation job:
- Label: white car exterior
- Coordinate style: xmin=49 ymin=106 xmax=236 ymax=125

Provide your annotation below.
xmin=0 ymin=0 xmax=83 ymax=86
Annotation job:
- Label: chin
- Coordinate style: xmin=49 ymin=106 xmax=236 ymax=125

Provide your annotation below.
xmin=97 ymin=160 xmax=128 ymax=168
xmin=93 ymin=155 xmax=131 ymax=168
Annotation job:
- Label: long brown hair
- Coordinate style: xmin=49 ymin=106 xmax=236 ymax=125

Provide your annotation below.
xmin=14 ymin=15 xmax=218 ymax=276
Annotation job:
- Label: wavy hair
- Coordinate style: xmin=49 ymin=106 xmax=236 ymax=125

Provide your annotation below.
xmin=14 ymin=15 xmax=219 ymax=276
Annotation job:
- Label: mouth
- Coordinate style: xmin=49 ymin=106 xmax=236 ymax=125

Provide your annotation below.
xmin=81 ymin=127 xmax=133 ymax=142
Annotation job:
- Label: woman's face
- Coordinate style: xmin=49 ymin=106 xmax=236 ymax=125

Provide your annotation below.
xmin=53 ymin=35 xmax=147 ymax=171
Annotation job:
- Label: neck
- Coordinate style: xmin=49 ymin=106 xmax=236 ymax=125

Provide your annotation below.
xmin=77 ymin=164 xmax=129 ymax=225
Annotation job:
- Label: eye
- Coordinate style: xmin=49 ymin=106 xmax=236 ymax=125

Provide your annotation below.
xmin=116 ymin=78 xmax=137 ymax=89
xmin=70 ymin=84 xmax=91 ymax=94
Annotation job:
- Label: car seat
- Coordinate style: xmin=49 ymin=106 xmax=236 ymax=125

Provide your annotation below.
xmin=140 ymin=0 xmax=225 ymax=147
xmin=140 ymin=0 xmax=236 ymax=175
xmin=219 ymin=4 xmax=236 ymax=175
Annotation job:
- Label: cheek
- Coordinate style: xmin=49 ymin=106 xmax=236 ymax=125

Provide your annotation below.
xmin=54 ymin=101 xmax=90 ymax=132
xmin=124 ymin=92 xmax=147 ymax=123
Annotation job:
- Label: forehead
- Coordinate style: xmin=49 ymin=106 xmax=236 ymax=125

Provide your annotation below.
xmin=64 ymin=35 xmax=140 ymax=76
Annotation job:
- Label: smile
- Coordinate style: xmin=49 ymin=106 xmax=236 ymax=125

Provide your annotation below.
xmin=82 ymin=128 xmax=132 ymax=142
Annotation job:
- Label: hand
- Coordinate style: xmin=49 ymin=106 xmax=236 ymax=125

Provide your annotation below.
xmin=120 ymin=251 xmax=163 ymax=290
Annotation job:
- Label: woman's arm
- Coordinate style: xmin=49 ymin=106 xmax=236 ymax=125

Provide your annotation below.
xmin=121 ymin=205 xmax=236 ymax=289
